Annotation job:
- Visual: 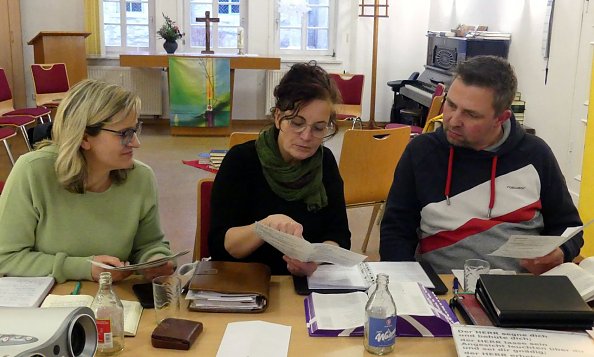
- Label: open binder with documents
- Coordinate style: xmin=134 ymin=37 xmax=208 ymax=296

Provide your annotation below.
xmin=304 ymin=283 xmax=458 ymax=337
xmin=186 ymin=261 xmax=270 ymax=313
xmin=294 ymin=261 xmax=447 ymax=295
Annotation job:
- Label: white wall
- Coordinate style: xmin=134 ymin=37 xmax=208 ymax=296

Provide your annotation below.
xmin=20 ymin=0 xmax=84 ymax=107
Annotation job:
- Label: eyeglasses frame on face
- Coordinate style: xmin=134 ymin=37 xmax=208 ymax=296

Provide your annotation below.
xmin=280 ymin=115 xmax=336 ymax=139
xmin=99 ymin=121 xmax=143 ymax=146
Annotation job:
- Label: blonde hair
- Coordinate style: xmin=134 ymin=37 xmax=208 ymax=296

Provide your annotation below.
xmin=38 ymin=79 xmax=141 ymax=193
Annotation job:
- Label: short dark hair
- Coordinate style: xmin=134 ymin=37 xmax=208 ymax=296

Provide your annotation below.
xmin=271 ymin=61 xmax=340 ymax=137
xmin=454 ymin=55 xmax=517 ymax=115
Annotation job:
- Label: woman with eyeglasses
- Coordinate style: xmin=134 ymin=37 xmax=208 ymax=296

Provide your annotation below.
xmin=0 ymin=79 xmax=174 ymax=283
xmin=208 ymin=62 xmax=351 ymax=276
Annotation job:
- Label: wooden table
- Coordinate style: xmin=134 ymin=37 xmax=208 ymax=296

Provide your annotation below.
xmin=119 ymin=53 xmax=280 ymax=136
xmin=52 ymin=275 xmax=457 ymax=356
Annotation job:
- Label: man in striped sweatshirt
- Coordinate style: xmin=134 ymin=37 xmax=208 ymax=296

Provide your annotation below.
xmin=380 ymin=55 xmax=583 ymax=274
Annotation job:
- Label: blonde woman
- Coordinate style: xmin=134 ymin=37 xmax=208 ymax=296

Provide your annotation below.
xmin=0 ymin=79 xmax=174 ymax=283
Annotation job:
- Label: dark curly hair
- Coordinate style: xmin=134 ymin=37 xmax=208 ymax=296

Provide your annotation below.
xmin=271 ymin=61 xmax=341 ymax=138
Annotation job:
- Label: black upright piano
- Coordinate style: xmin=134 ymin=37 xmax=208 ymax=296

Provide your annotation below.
xmin=388 ymin=33 xmax=510 ymax=124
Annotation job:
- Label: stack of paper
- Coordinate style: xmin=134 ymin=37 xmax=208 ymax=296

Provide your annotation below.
xmin=186 ymin=290 xmax=262 ymax=311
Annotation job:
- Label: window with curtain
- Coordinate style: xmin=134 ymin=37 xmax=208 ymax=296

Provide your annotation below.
xmin=278 ymin=0 xmax=335 ymax=56
xmin=186 ymin=0 xmax=245 ymax=53
xmin=102 ymin=0 xmax=155 ymax=54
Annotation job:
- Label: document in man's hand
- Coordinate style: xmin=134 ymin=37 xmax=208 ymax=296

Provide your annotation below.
xmin=304 ymin=282 xmax=458 ymax=337
xmin=489 ymin=221 xmax=591 ymax=259
xmin=253 ymin=221 xmax=366 ymax=266
xmin=0 ymin=276 xmax=55 ymax=307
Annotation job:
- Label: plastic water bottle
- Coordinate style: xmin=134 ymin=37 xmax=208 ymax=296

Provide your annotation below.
xmin=91 ymin=272 xmax=125 ymax=356
xmin=364 ymin=273 xmax=397 ymax=355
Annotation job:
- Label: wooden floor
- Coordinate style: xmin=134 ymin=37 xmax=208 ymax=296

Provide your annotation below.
xmin=0 ymin=119 xmax=381 ymax=266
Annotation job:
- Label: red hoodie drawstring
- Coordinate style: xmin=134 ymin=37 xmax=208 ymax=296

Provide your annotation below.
xmin=488 ymin=156 xmax=498 ymax=218
xmin=444 ymin=146 xmax=498 ymax=218
xmin=445 ymin=147 xmax=454 ymax=205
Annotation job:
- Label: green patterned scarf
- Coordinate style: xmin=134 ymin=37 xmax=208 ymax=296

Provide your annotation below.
xmin=255 ymin=126 xmax=327 ymax=212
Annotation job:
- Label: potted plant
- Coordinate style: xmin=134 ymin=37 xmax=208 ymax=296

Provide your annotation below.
xmin=157 ymin=13 xmax=184 ymax=54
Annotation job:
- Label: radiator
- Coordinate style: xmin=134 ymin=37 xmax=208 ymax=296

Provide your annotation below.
xmin=265 ymin=70 xmax=289 ymax=115
xmin=88 ymin=66 xmax=163 ymax=116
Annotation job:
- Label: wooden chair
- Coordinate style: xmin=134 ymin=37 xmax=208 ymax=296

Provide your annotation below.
xmin=228 ymin=131 xmax=259 ymax=148
xmin=30 ymin=63 xmax=70 ymax=111
xmin=0 ymin=68 xmax=51 ymax=123
xmin=329 ymin=73 xmax=364 ymax=120
xmin=338 ymin=126 xmax=411 ymax=252
xmin=386 ymin=90 xmax=446 ymax=137
xmin=0 ymin=127 xmax=17 ymax=166
xmin=193 ymin=178 xmax=214 ymax=261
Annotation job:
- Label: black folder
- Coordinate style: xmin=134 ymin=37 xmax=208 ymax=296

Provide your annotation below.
xmin=475 ymin=275 xmax=594 ymax=330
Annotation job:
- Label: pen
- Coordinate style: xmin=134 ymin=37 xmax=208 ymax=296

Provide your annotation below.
xmin=71 ymin=281 xmax=81 ymax=295
xmin=453 ymin=277 xmax=459 ymax=296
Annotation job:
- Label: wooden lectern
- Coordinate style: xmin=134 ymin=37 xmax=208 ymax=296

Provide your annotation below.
xmin=27 ymin=31 xmax=90 ymax=85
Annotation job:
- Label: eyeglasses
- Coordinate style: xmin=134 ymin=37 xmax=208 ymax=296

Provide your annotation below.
xmin=100 ymin=121 xmax=142 ymax=146
xmin=282 ymin=116 xmax=336 ymax=139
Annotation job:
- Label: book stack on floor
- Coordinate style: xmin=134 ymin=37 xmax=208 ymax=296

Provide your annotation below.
xmin=512 ymin=92 xmax=526 ymax=125
xmin=209 ymin=149 xmax=227 ymax=169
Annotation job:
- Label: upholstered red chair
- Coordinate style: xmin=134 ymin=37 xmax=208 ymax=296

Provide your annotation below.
xmin=329 ymin=73 xmax=365 ymax=120
xmin=193 ymin=178 xmax=214 ymax=260
xmin=0 ymin=126 xmax=17 ymax=166
xmin=30 ymin=63 xmax=70 ymax=111
xmin=0 ymin=68 xmax=51 ymax=123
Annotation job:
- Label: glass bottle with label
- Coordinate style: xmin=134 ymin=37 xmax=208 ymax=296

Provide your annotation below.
xmin=91 ymin=272 xmax=125 ymax=356
xmin=364 ymin=273 xmax=397 ymax=355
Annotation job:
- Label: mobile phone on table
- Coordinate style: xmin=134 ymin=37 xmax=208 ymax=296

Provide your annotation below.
xmin=132 ymin=282 xmax=154 ymax=308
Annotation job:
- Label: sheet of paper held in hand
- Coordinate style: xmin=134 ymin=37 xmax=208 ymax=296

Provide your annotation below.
xmin=88 ymin=250 xmax=190 ymax=271
xmin=254 ymin=222 xmax=366 ymax=266
xmin=489 ymin=220 xmax=592 ymax=259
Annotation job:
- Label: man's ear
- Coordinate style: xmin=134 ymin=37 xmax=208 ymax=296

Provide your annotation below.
xmin=496 ymin=109 xmax=512 ymax=125
xmin=80 ymin=134 xmax=91 ymax=150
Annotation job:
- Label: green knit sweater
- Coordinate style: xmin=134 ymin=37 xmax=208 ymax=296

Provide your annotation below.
xmin=0 ymin=146 xmax=171 ymax=283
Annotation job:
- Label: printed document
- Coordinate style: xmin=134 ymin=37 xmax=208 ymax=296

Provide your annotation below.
xmin=0 ymin=276 xmax=55 ymax=307
xmin=216 ymin=321 xmax=291 ymax=357
xmin=88 ymin=249 xmax=190 ymax=271
xmin=489 ymin=222 xmax=589 ymax=259
xmin=453 ymin=325 xmax=594 ymax=357
xmin=254 ymin=222 xmax=366 ymax=266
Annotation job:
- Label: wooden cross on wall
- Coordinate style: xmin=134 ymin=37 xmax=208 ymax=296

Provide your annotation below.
xmin=197 ymin=11 xmax=220 ymax=54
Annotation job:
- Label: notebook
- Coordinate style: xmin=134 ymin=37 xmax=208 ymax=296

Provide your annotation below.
xmin=187 ymin=261 xmax=271 ymax=313
xmin=304 ymin=282 xmax=458 ymax=337
xmin=0 ymin=276 xmax=55 ymax=307
xmin=475 ymin=275 xmax=594 ymax=330
xmin=41 ymin=294 xmax=143 ymax=336
xmin=295 ymin=261 xmax=447 ymax=295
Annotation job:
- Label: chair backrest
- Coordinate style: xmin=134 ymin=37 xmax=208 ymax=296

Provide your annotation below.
xmin=330 ymin=73 xmax=365 ymax=119
xmin=31 ymin=63 xmax=70 ymax=106
xmin=194 ymin=178 xmax=214 ymax=261
xmin=0 ymin=68 xmax=15 ymax=115
xmin=339 ymin=127 xmax=411 ymax=205
xmin=425 ymin=94 xmax=446 ymax=125
xmin=228 ymin=131 xmax=259 ymax=148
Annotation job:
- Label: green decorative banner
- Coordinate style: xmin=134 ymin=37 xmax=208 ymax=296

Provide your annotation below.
xmin=168 ymin=57 xmax=231 ymax=127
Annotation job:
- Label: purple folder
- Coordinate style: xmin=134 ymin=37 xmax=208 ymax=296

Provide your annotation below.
xmin=304 ymin=284 xmax=458 ymax=338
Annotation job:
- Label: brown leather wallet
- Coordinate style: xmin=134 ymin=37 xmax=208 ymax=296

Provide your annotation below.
xmin=151 ymin=318 xmax=203 ymax=350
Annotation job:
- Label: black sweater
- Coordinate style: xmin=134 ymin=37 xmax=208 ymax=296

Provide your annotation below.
xmin=208 ymin=141 xmax=351 ymax=274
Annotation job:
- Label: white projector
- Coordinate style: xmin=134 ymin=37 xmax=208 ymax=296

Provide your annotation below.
xmin=0 ymin=307 xmax=97 ymax=357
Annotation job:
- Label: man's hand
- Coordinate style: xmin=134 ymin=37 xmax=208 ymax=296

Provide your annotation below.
xmin=520 ymin=247 xmax=564 ymax=275
xmin=141 ymin=260 xmax=175 ymax=281
xmin=91 ymin=255 xmax=133 ymax=282
xmin=283 ymin=255 xmax=318 ymax=276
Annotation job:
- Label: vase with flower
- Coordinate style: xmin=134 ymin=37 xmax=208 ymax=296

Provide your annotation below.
xmin=157 ymin=13 xmax=184 ymax=54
